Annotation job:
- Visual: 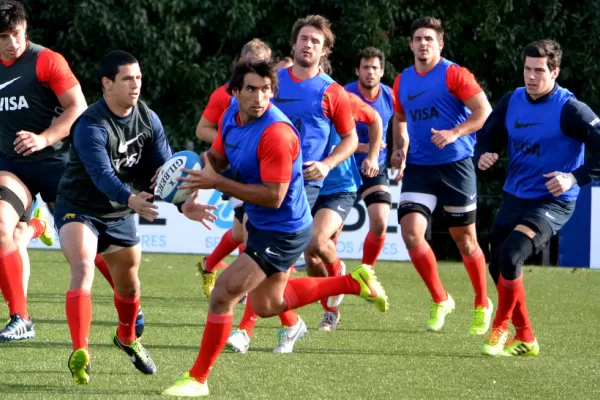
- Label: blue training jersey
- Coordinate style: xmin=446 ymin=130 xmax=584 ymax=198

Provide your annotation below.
xmin=220 ymin=103 xmax=312 ymax=232
xmin=320 ymin=127 xmax=361 ymax=196
xmin=345 ymin=81 xmax=394 ymax=166
xmin=398 ymin=58 xmax=474 ymax=165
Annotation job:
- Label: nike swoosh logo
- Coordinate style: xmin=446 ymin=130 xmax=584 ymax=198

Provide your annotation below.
xmin=118 ymin=134 xmax=143 ymax=153
xmin=514 ymin=119 xmax=542 ymax=129
xmin=407 ymin=89 xmax=430 ymax=101
xmin=128 ymin=354 xmax=136 ymax=362
xmin=544 ymin=212 xmax=556 ymax=221
xmin=273 ymin=95 xmax=303 ymax=103
xmin=470 ymin=193 xmax=477 ymax=200
xmin=337 ymin=205 xmax=346 ymax=212
xmin=224 ymin=143 xmax=241 ymax=150
xmin=265 ymin=247 xmax=281 ymax=256
xmin=0 ymin=76 xmax=21 ymax=91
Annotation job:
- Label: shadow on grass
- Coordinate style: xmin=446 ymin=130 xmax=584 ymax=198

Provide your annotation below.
xmin=0 ymin=382 xmax=156 ymax=396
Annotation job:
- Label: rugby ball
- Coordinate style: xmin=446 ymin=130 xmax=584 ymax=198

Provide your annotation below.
xmin=155 ymin=150 xmax=202 ymax=204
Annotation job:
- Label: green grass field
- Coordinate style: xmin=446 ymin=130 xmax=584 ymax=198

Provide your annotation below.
xmin=1 ymin=250 xmax=600 ymax=399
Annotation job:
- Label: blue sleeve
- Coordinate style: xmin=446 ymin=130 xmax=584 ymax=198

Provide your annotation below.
xmin=475 ymin=91 xmax=512 ymax=158
xmin=72 ymin=117 xmax=133 ymax=205
xmin=560 ymin=98 xmax=600 ymax=186
xmin=149 ymin=110 xmax=173 ymax=169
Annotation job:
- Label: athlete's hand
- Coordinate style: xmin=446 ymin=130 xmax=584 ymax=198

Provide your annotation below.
xmin=181 ymin=190 xmax=218 ymax=229
xmin=128 ymin=192 xmax=159 ymax=221
xmin=478 ymin=152 xmax=499 ymax=170
xmin=390 ymin=148 xmax=406 ymax=182
xmin=361 ymin=156 xmax=379 ymax=178
xmin=431 ymin=128 xmax=458 ymax=149
xmin=303 ymin=161 xmax=331 ymax=181
xmin=179 ymin=153 xmax=219 ymax=192
xmin=149 ymin=167 xmax=162 ymax=190
xmin=544 ymin=171 xmax=577 ymax=197
xmin=14 ymin=131 xmax=49 ymax=156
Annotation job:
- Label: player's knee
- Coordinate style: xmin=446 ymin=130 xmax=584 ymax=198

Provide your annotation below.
xmin=499 ymin=231 xmax=535 ymax=280
xmin=70 ymin=260 xmax=96 ymax=291
xmin=211 ymin=278 xmax=245 ymax=310
xmin=369 ymin=219 xmax=387 ymax=237
xmin=0 ymin=224 xmax=15 ymax=248
xmin=453 ymin=233 xmax=478 ymax=256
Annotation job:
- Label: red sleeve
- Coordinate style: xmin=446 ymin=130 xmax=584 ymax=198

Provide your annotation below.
xmin=202 ymin=85 xmax=231 ymax=124
xmin=257 ymin=122 xmax=300 ymax=183
xmin=348 ymin=92 xmax=376 ymax=124
xmin=36 ymin=49 xmax=79 ymax=96
xmin=446 ymin=65 xmax=483 ymax=103
xmin=322 ymin=82 xmax=355 ymax=135
xmin=392 ymin=74 xmax=404 ymax=114
xmin=211 ymin=113 xmax=226 ymax=155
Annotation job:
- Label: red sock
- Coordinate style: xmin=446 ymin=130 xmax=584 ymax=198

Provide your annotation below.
xmin=0 ymin=248 xmax=27 ymax=318
xmin=205 ymin=230 xmax=241 ymax=272
xmin=114 ymin=290 xmax=140 ymax=345
xmin=238 ymin=243 xmax=246 ymax=254
xmin=362 ymin=232 xmax=385 ymax=267
xmin=279 ymin=310 xmax=299 ymax=327
xmin=512 ymin=291 xmax=535 ymax=342
xmin=189 ymin=313 xmax=233 ymax=384
xmin=237 ymin=298 xmax=258 ymax=338
xmin=492 ymin=274 xmax=523 ymax=330
xmin=29 ymin=219 xmax=45 ymax=239
xmin=461 ymin=246 xmax=488 ymax=308
xmin=319 ymin=298 xmax=338 ymax=312
xmin=94 ymin=254 xmax=114 ymax=289
xmin=283 ymin=275 xmax=360 ymax=310
xmin=408 ymin=241 xmax=446 ymax=303
xmin=324 ymin=258 xmax=342 ymax=276
xmin=66 ymin=289 xmax=92 ymax=350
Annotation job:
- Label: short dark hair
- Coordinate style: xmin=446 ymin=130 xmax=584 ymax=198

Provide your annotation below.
xmin=357 ymin=47 xmax=385 ymax=69
xmin=410 ymin=17 xmax=444 ymax=41
xmin=523 ymin=39 xmax=562 ymax=71
xmin=0 ymin=0 xmax=26 ymax=33
xmin=99 ymin=50 xmax=139 ymax=83
xmin=227 ymin=59 xmax=278 ymax=95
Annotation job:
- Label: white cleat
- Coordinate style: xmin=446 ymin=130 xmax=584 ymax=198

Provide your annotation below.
xmin=326 ymin=261 xmax=346 ymax=308
xmin=273 ymin=317 xmax=307 ymax=354
xmin=226 ymin=329 xmax=250 ymax=354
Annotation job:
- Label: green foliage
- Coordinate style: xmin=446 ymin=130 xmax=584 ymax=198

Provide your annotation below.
xmin=21 ymin=0 xmax=600 ymax=257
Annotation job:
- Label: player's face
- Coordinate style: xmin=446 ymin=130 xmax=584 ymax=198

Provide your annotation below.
xmin=104 ymin=63 xmax=142 ymax=108
xmin=409 ymin=28 xmax=442 ymax=63
xmin=356 ymin=57 xmax=383 ymax=90
xmin=0 ymin=23 xmax=26 ymax=61
xmin=523 ymin=56 xmax=559 ymax=99
xmin=293 ymin=26 xmax=327 ymax=68
xmin=233 ymin=73 xmax=273 ymax=121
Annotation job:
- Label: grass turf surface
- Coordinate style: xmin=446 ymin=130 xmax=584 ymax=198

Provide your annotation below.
xmin=1 ymin=250 xmax=600 ymax=399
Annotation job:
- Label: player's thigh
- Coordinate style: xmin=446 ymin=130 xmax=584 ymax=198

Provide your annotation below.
xmin=358 ymin=164 xmax=390 ymax=199
xmin=248 ymin=269 xmax=292 ymax=317
xmin=310 ymin=193 xmax=355 ymax=243
xmin=519 ymin=198 xmax=576 ymax=252
xmin=96 ymin=214 xmax=140 ymax=256
xmin=56 ymin=212 xmax=99 ymax=276
xmin=398 ymin=190 xmax=436 ymax=240
xmin=304 ymin=184 xmax=320 ymax=211
xmin=33 ymin=154 xmax=68 ymax=204
xmin=0 ymin=170 xmax=33 ymax=232
xmin=438 ymin=158 xmax=478 ymax=228
xmin=489 ymin=193 xmax=534 ymax=246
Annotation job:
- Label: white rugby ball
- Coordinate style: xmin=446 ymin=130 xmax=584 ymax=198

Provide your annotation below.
xmin=155 ymin=150 xmax=202 ymax=204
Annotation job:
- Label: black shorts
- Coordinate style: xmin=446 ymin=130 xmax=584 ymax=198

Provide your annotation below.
xmin=0 ymin=152 xmax=67 ymax=203
xmin=400 ymin=157 xmax=477 ymax=210
xmin=304 ymin=184 xmax=320 ymax=210
xmin=54 ymin=202 xmax=140 ymax=254
xmin=312 ymin=192 xmax=357 ymax=221
xmin=234 ymin=203 xmax=245 ymax=223
xmin=358 ymin=162 xmax=389 ymax=196
xmin=245 ymin=220 xmax=312 ymax=277
xmin=489 ymin=191 xmax=575 ymax=250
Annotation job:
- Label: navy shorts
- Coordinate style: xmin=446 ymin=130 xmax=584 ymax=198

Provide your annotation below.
xmin=0 ymin=152 xmax=68 ymax=204
xmin=400 ymin=157 xmax=477 ymax=208
xmin=489 ymin=191 xmax=575 ymax=251
xmin=54 ymin=202 xmax=140 ymax=254
xmin=304 ymin=184 xmax=320 ymax=210
xmin=245 ymin=220 xmax=312 ymax=277
xmin=312 ymin=192 xmax=357 ymax=221
xmin=358 ymin=162 xmax=389 ymax=196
